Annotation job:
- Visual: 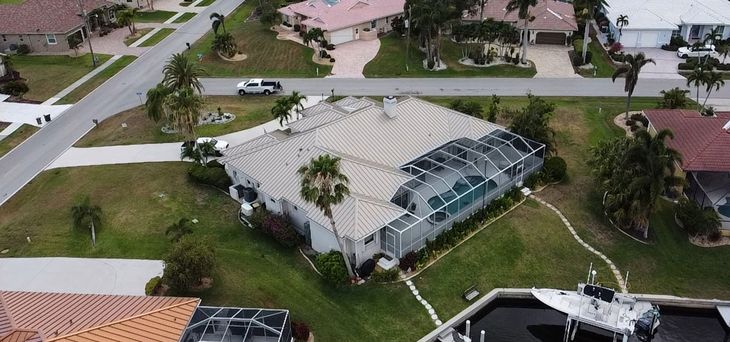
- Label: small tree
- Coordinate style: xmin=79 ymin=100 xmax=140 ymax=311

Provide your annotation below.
xmin=67 ymin=35 xmax=82 ymax=56
xmin=315 ymin=250 xmax=349 ymax=286
xmin=502 ymin=94 xmax=556 ymax=154
xmin=165 ymin=218 xmax=193 ymax=242
xmin=659 ymin=87 xmax=690 ymax=109
xmin=449 ymin=99 xmax=483 ymax=118
xmin=0 ymin=80 xmax=29 ymax=98
xmin=486 ymin=94 xmax=500 ymax=123
xmin=163 ymin=235 xmax=216 ymax=293
xmin=71 ymin=196 xmax=102 ymax=246
xmin=212 ymin=32 xmax=237 ymax=58
xmin=271 ymin=97 xmax=292 ymax=126
xmin=676 ymin=198 xmax=720 ymax=237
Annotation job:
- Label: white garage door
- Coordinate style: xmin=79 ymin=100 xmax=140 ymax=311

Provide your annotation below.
xmin=639 ymin=32 xmax=659 ymax=47
xmin=329 ymin=28 xmax=353 ymax=45
xmin=620 ymin=31 xmax=639 ymax=47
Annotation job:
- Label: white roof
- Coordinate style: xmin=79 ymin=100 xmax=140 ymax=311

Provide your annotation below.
xmin=604 ymin=0 xmax=730 ymax=30
xmin=222 ymin=97 xmax=502 ymax=240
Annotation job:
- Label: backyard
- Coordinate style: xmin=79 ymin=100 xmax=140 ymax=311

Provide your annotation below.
xmin=189 ymin=2 xmax=330 ymax=77
xmin=75 ymin=96 xmax=276 ymax=147
xmin=11 ymin=54 xmax=112 ymax=101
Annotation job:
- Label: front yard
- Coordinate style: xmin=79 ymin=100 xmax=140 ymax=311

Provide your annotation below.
xmin=75 ymin=96 xmax=276 ymax=147
xmin=11 ymin=54 xmax=112 ymax=101
xmin=58 ymin=56 xmax=137 ymax=104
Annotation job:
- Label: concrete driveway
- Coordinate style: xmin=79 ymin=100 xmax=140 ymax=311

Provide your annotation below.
xmin=0 ymin=257 xmax=163 ymax=295
xmin=624 ymin=48 xmax=684 ymax=79
xmin=327 ymin=39 xmax=381 ymax=78
xmin=530 ymin=45 xmax=580 ymax=78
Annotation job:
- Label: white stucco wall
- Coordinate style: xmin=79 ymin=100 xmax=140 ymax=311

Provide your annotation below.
xmin=310 ymin=220 xmax=341 ymax=254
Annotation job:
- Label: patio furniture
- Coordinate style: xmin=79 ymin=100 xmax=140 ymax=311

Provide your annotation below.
xmin=462 ymin=284 xmax=480 ymax=301
xmin=377 ymin=256 xmax=398 ymax=270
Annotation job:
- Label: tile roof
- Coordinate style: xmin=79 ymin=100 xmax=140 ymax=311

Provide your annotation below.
xmin=278 ymin=0 xmax=405 ymax=31
xmin=463 ymin=0 xmax=577 ymax=31
xmin=643 ymin=109 xmax=730 ymax=172
xmin=0 ymin=0 xmax=113 ymax=35
xmin=0 ymin=291 xmax=199 ymax=342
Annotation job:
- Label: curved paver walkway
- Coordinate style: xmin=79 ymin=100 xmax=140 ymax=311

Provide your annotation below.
xmin=530 ymin=194 xmax=628 ymax=293
xmin=406 ymin=279 xmax=442 ymax=326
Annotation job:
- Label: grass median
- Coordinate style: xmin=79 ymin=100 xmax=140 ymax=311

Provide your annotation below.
xmin=57 ymin=56 xmax=137 ymax=104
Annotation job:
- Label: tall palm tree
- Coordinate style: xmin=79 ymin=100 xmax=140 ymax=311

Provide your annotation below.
xmin=71 ymin=196 xmax=102 ymax=246
xmin=575 ymin=0 xmax=609 ymax=64
xmin=271 ymin=97 xmax=292 ymax=126
xmin=288 ymin=91 xmax=307 ymax=119
xmin=210 ymin=12 xmax=226 ymax=35
xmin=162 ymin=53 xmax=206 ymax=94
xmin=686 ymin=66 xmax=709 ymax=111
xmin=701 ymin=70 xmax=725 ymax=111
xmin=615 ymin=14 xmax=628 ymax=43
xmin=117 ymin=8 xmax=137 ymax=35
xmin=145 ymin=83 xmax=171 ymax=123
xmin=612 ymin=52 xmax=655 ymax=119
xmin=298 ymin=154 xmax=354 ymax=278
xmin=506 ymin=0 xmax=538 ymax=64
xmin=165 ymin=87 xmax=205 ymax=139
xmin=702 ymin=27 xmax=723 ymax=64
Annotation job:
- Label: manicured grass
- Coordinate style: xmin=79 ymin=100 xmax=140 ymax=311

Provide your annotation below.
xmin=11 ymin=54 xmax=112 ymax=101
xmin=0 ymin=0 xmax=24 ymax=4
xmin=172 ymin=12 xmax=196 ymax=23
xmin=123 ymin=28 xmax=154 ymax=46
xmin=364 ymin=34 xmax=536 ymax=78
xmin=133 ymin=10 xmax=177 ymax=23
xmin=75 ymin=96 xmax=276 ymax=147
xmin=0 ymin=163 xmax=433 ymax=341
xmin=58 ymin=56 xmax=137 ymax=104
xmin=139 ymin=28 xmax=175 ymax=47
xmin=189 ymin=2 xmax=331 ymax=77
xmin=0 ymin=124 xmax=38 ymax=158
xmin=574 ymin=39 xmax=616 ymax=78
xmin=195 ymin=0 xmax=215 ymax=6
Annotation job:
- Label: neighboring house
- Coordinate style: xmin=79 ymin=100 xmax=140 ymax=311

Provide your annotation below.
xmin=0 ymin=0 xmax=116 ymax=54
xmin=643 ymin=109 xmax=730 ymax=232
xmin=221 ymin=96 xmax=545 ymax=269
xmin=0 ymin=290 xmax=292 ymax=342
xmin=462 ymin=0 xmax=578 ymax=45
xmin=278 ymin=0 xmax=405 ymax=45
xmin=603 ymin=0 xmax=730 ymax=48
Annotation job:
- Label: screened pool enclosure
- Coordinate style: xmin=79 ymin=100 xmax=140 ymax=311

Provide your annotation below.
xmin=182 ymin=306 xmax=291 ymax=342
xmin=381 ymin=129 xmax=545 ymax=258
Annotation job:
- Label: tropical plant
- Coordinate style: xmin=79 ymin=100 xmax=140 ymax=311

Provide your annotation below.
xmin=0 ymin=80 xmax=29 ymax=98
xmin=502 ymin=94 xmax=556 ymax=154
xmin=288 ymin=91 xmax=307 ymax=119
xmin=659 ymin=87 xmax=690 ymax=109
xmin=506 ymin=0 xmax=538 ymax=64
xmin=271 ymin=97 xmax=293 ymax=126
xmin=676 ymin=198 xmax=721 ymax=237
xmin=165 ymin=87 xmax=205 ymax=139
xmin=486 ymin=94 xmax=500 ymax=123
xmin=212 ymin=32 xmax=237 ymax=57
xmin=615 ymin=14 xmax=628 ymax=43
xmin=163 ymin=235 xmax=216 ymax=292
xmin=209 ymin=12 xmax=226 ymax=35
xmin=145 ymin=83 xmax=171 ymax=122
xmin=315 ymin=250 xmax=349 ymax=285
xmin=701 ymin=69 xmax=725 ymax=111
xmin=298 ymin=154 xmax=354 ymax=278
xmin=575 ymin=0 xmax=609 ymax=64
xmin=162 ymin=53 xmax=206 ymax=94
xmin=67 ymin=35 xmax=82 ymax=56
xmin=686 ymin=66 xmax=709 ymax=111
xmin=449 ymin=99 xmax=483 ymax=118
xmin=180 ymin=144 xmax=203 ymax=164
xmin=117 ymin=8 xmax=138 ymax=35
xmin=612 ymin=52 xmax=655 ymax=119
xmin=71 ymin=196 xmax=102 ymax=246
xmin=197 ymin=140 xmax=217 ymax=164
xmin=165 ymin=218 xmax=193 ymax=242
xmin=717 ymin=43 xmax=729 ymax=64
xmin=406 ymin=0 xmax=462 ymax=68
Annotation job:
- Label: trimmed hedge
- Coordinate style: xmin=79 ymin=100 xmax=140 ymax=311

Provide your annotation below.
xmin=371 ymin=268 xmax=399 ymax=283
xmin=398 ymin=251 xmax=418 ymax=272
xmin=315 ymin=251 xmax=349 ymax=286
xmin=145 ymin=276 xmax=161 ymax=296
xmin=187 ymin=164 xmax=232 ymax=190
xmin=543 ymin=156 xmax=567 ymax=183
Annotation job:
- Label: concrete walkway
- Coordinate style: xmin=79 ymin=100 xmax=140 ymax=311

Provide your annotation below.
xmin=531 ymin=45 xmax=581 ymax=78
xmin=43 ymin=55 xmax=124 ymax=105
xmin=154 ymin=0 xmax=206 ymax=12
xmin=0 ymin=257 xmax=163 ymax=295
xmin=327 ymin=39 xmax=381 ymax=78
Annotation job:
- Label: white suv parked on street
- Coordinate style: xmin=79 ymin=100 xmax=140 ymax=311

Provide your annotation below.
xmin=677 ymin=45 xmax=717 ymax=59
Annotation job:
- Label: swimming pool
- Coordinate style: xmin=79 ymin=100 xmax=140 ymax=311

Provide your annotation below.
xmin=427 ymin=177 xmax=497 ymax=214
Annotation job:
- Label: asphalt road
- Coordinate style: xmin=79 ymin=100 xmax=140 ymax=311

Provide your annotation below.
xmin=0 ymin=0 xmax=246 ymax=206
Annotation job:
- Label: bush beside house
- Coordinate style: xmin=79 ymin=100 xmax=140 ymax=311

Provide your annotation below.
xmin=315 ymin=251 xmax=349 ymax=286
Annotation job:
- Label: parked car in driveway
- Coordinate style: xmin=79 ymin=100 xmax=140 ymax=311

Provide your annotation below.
xmin=677 ymin=45 xmax=717 ymax=59
xmin=236 ymin=78 xmax=282 ymax=95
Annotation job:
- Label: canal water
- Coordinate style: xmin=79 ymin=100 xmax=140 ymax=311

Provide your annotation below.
xmin=457 ymin=298 xmax=728 ymax=342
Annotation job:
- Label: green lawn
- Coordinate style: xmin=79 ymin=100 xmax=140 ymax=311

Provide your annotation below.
xmin=124 ymin=28 xmax=154 ymax=46
xmin=75 ymin=96 xmax=276 ymax=147
xmin=172 ymin=12 xmax=196 ymax=23
xmin=133 ymin=10 xmax=177 ymax=23
xmin=364 ymin=34 xmax=536 ymax=78
xmin=0 ymin=163 xmax=432 ymax=341
xmin=0 ymin=0 xmax=23 ymax=3
xmin=189 ymin=2 xmax=331 ymax=77
xmin=196 ymin=0 xmax=215 ymax=6
xmin=0 ymin=124 xmax=38 ymax=158
xmin=574 ymin=39 xmax=616 ymax=78
xmin=139 ymin=28 xmax=175 ymax=47
xmin=11 ymin=54 xmax=112 ymax=101
xmin=58 ymin=56 xmax=137 ymax=104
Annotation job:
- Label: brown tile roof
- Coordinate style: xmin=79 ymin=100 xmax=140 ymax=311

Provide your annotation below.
xmin=0 ymin=0 xmax=113 ymax=35
xmin=0 ymin=291 xmax=199 ymax=342
xmin=644 ymin=109 xmax=730 ymax=172
xmin=463 ymin=0 xmax=578 ymax=31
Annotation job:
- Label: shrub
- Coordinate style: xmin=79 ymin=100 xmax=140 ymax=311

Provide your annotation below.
xmin=523 ymin=171 xmax=544 ymax=189
xmin=315 ymin=251 xmax=348 ymax=286
xmin=449 ymin=99 xmax=483 ymax=118
xmin=0 ymin=80 xmax=29 ymax=97
xmin=427 ymin=59 xmax=435 ymax=70
xmin=282 ymin=21 xmax=292 ymax=27
xmin=676 ymin=198 xmax=721 ymax=237
xmin=16 ymin=44 xmax=30 ymax=55
xmin=659 ymin=87 xmax=690 ymax=109
xmin=399 ymin=251 xmax=418 ymax=272
xmin=163 ymin=235 xmax=216 ymax=293
xmin=206 ymin=159 xmax=224 ymax=168
xmin=319 ymin=39 xmax=328 ymax=47
xmin=608 ymin=42 xmax=623 ymax=54
xmin=371 ymin=268 xmax=399 ymax=282
xmin=630 ymin=113 xmax=649 ymax=127
xmin=145 ymin=276 xmax=161 ymax=295
xmin=326 ymin=44 xmax=335 ymax=50
xmin=293 ymin=24 xmax=301 ymax=32
xmin=625 ymin=119 xmax=635 ymax=126
xmin=611 ymin=53 xmax=626 ymax=63
xmin=571 ymin=53 xmax=584 ymax=66
xmin=543 ymin=156 xmax=567 ymax=183
xmin=187 ymin=164 xmax=232 ymax=190
xmin=709 ymin=230 xmax=722 ymax=242
xmin=329 ymin=58 xmax=336 ymax=62
xmin=513 ymin=53 xmax=520 ymax=64
xmin=292 ymin=321 xmax=310 ymax=341
xmin=260 ymin=212 xmax=300 ymax=247
xmin=298 ymin=31 xmax=305 ymax=37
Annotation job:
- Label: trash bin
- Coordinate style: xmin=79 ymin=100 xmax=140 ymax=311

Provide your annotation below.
xmin=43 ymin=114 xmax=51 ymax=122
xmin=36 ymin=117 xmax=42 ymax=125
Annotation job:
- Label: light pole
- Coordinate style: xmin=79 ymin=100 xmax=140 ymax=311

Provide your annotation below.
xmin=405 ymin=5 xmax=412 ymax=72
xmin=75 ymin=0 xmax=97 ymax=67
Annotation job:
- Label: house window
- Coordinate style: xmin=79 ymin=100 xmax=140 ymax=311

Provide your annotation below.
xmin=371 ymin=20 xmax=377 ymax=29
xmin=364 ymin=233 xmax=375 ymax=245
xmin=46 ymin=34 xmax=57 ymax=45
xmin=717 ymin=26 xmax=725 ymax=35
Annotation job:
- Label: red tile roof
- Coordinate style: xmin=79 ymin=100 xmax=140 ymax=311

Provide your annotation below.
xmin=0 ymin=0 xmax=113 ymax=35
xmin=643 ymin=109 xmax=730 ymax=172
xmin=463 ymin=0 xmax=578 ymax=31
xmin=0 ymin=291 xmax=199 ymax=342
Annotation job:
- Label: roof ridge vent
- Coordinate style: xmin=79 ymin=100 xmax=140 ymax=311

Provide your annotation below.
xmin=723 ymin=120 xmax=730 ymax=132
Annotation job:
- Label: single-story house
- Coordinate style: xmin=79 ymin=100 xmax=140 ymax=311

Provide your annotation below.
xmin=603 ymin=0 xmax=730 ymax=48
xmin=278 ymin=0 xmax=405 ymax=45
xmin=0 ymin=290 xmax=292 ymax=342
xmin=221 ymin=96 xmax=545 ymax=269
xmin=0 ymin=0 xmax=117 ymax=54
xmin=462 ymin=0 xmax=578 ymax=45
xmin=643 ymin=109 xmax=730 ymax=232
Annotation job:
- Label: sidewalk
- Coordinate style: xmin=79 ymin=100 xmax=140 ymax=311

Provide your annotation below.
xmin=43 ymin=55 xmax=124 ymax=105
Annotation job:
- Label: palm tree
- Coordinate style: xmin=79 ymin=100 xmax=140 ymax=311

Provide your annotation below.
xmin=612 ymin=52 xmax=655 ymax=119
xmin=288 ymin=91 xmax=306 ymax=119
xmin=686 ymin=66 xmax=709 ymax=111
xmin=701 ymin=70 xmax=725 ymax=111
xmin=212 ymin=32 xmax=237 ymax=57
xmin=145 ymin=83 xmax=171 ymax=122
xmin=165 ymin=87 xmax=205 ymax=139
xmin=180 ymin=144 xmax=202 ymax=164
xmin=162 ymin=53 xmax=206 ymax=94
xmin=71 ymin=196 xmax=102 ymax=246
xmin=271 ymin=97 xmax=292 ymax=126
xmin=298 ymin=154 xmax=354 ymax=278
xmin=506 ymin=0 xmax=538 ymax=64
xmin=117 ymin=8 xmax=137 ymax=35
xmin=702 ymin=27 xmax=723 ymax=64
xmin=615 ymin=14 xmax=628 ymax=43
xmin=166 ymin=218 xmax=193 ymax=242
xmin=717 ymin=44 xmax=729 ymax=64
xmin=210 ymin=12 xmax=226 ymax=35
xmin=197 ymin=140 xmax=217 ymax=164
xmin=575 ymin=0 xmax=609 ymax=64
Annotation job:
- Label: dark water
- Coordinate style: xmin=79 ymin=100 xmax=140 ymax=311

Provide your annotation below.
xmin=457 ymin=298 xmax=729 ymax=342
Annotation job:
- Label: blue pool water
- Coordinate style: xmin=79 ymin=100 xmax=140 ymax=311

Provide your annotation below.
xmin=427 ymin=177 xmax=497 ymax=214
